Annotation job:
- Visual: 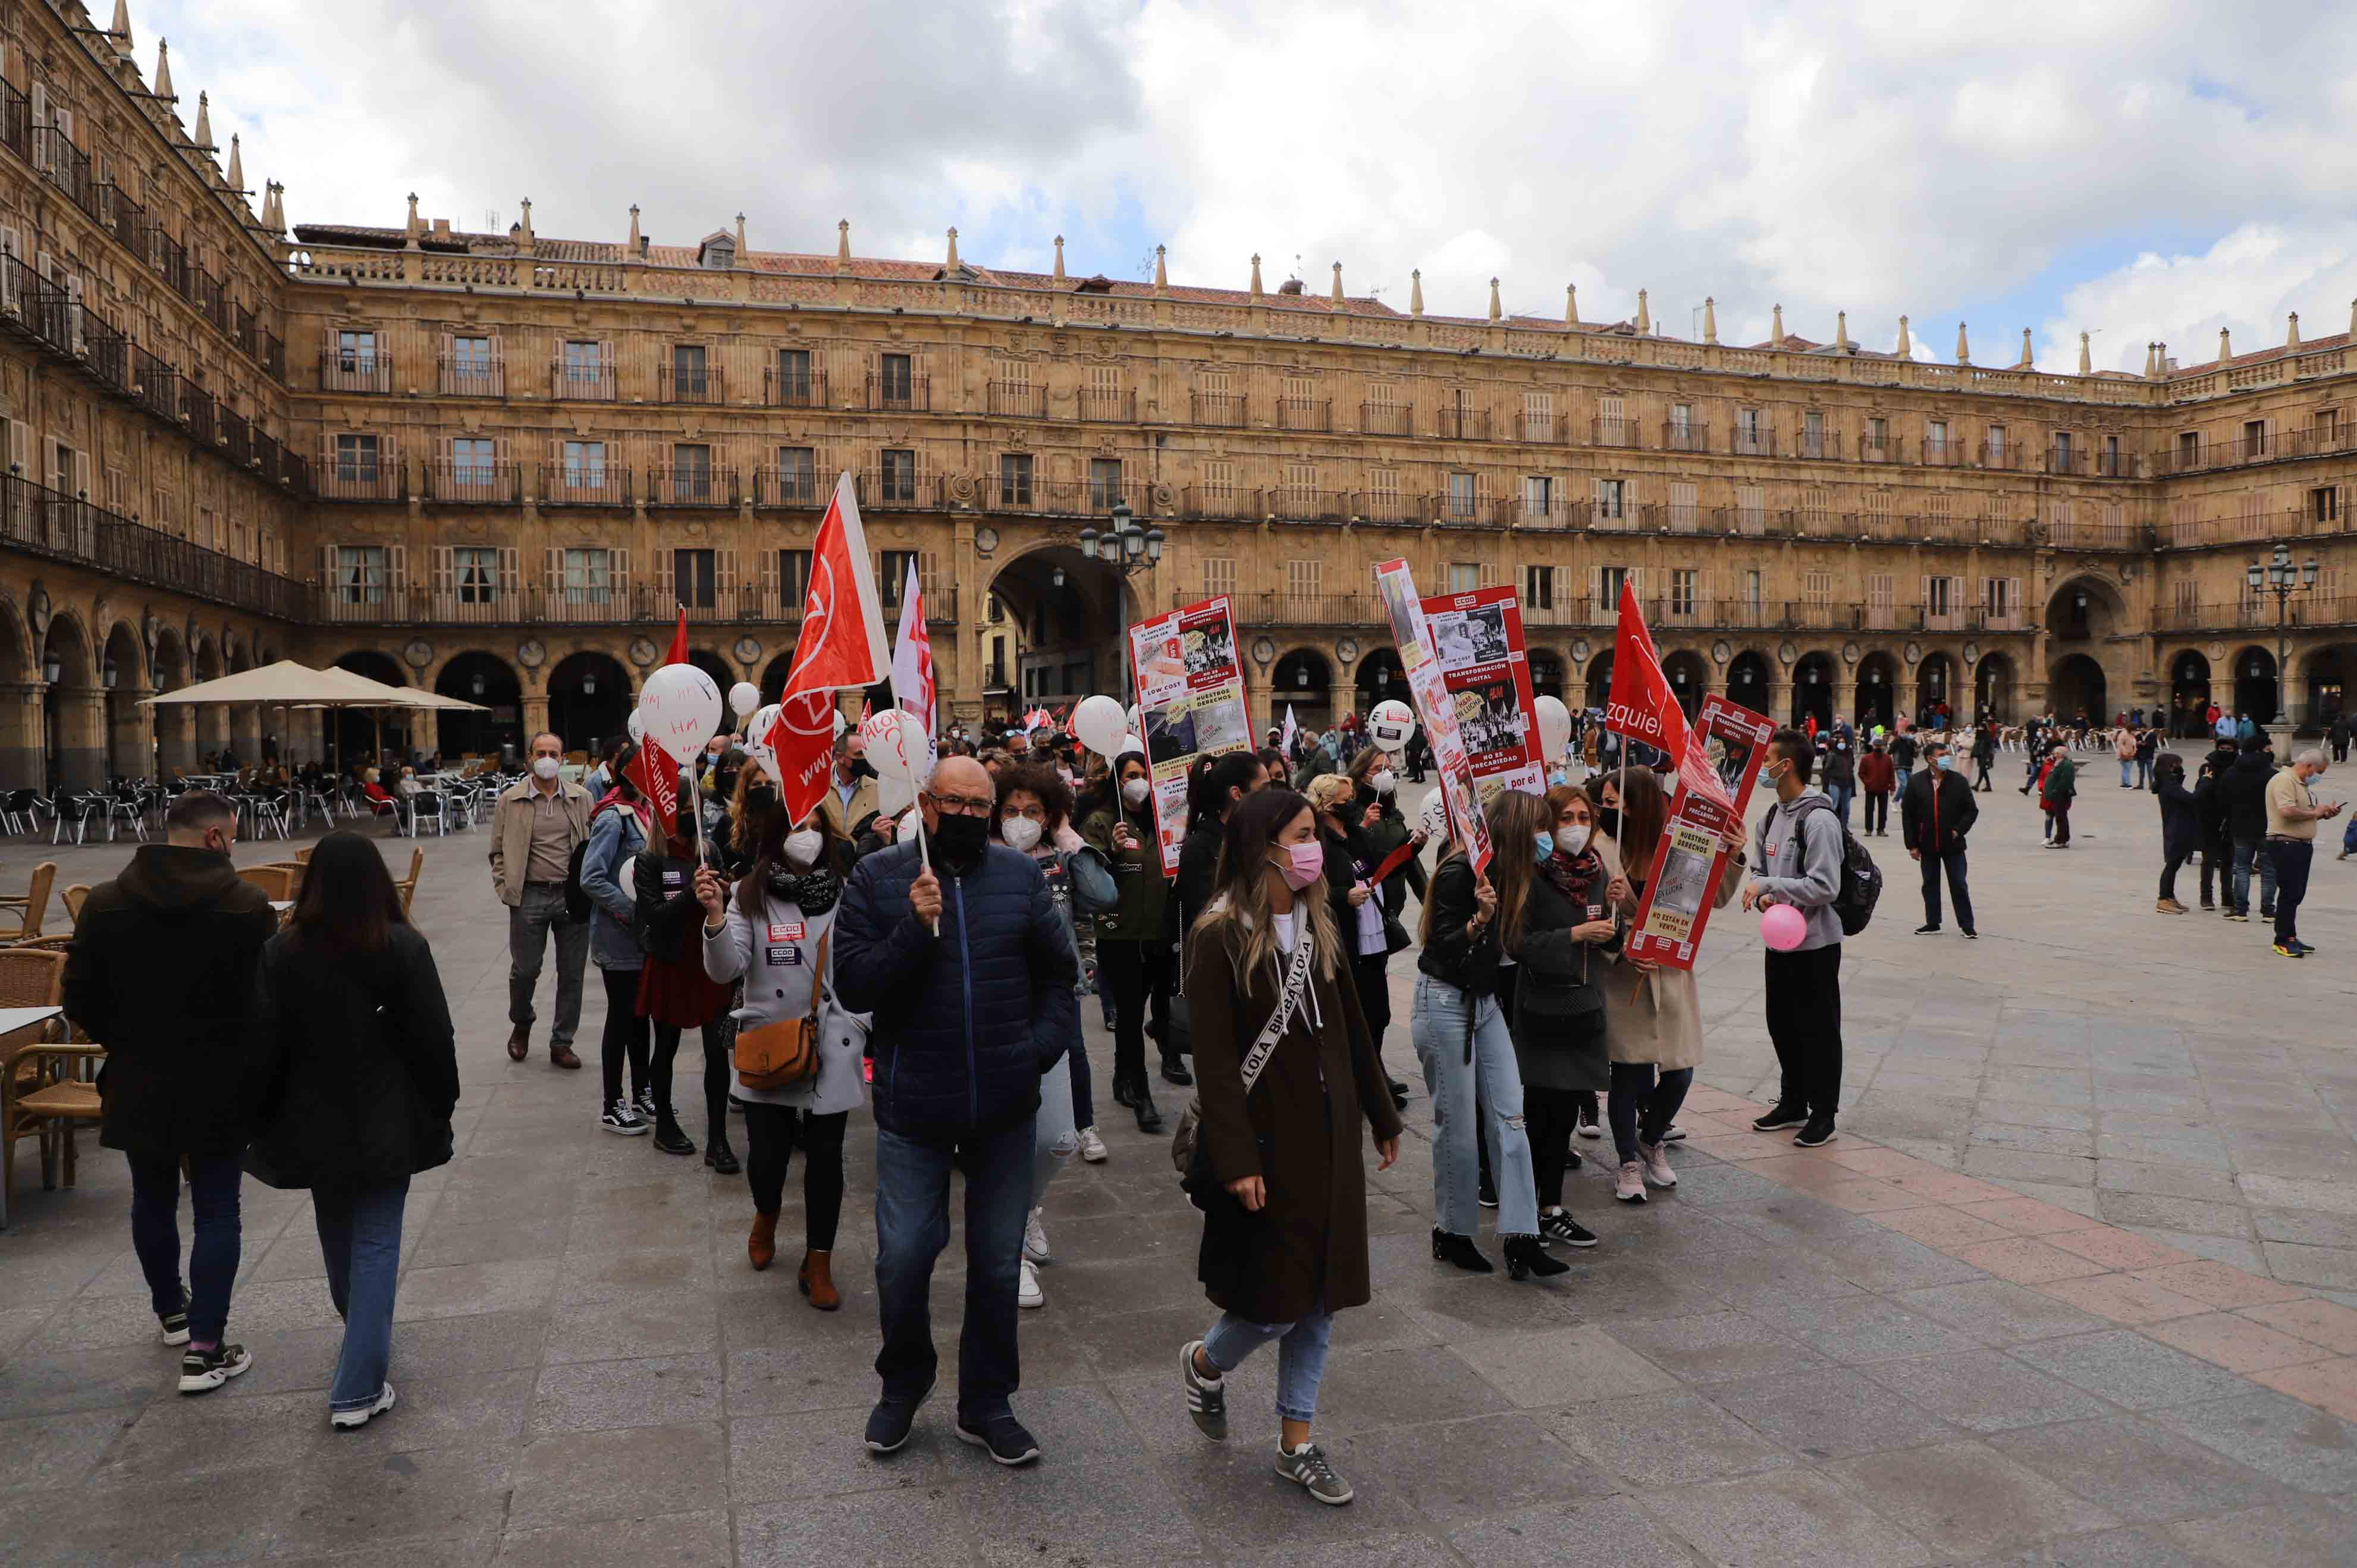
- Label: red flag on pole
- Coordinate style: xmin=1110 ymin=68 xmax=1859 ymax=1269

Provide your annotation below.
xmin=765 ymin=473 xmax=890 ymax=827
xmin=1605 ymin=583 xmax=1732 ymax=810
xmin=623 ymin=607 xmax=691 ymax=839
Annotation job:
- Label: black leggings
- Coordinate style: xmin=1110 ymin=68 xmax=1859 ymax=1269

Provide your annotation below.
xmin=599 ymin=966 xmax=650 ymax=1108
xmin=1526 ymin=1086 xmax=1585 ymax=1211
xmin=2161 ymin=852 xmax=2190 ymax=903
xmin=1352 ymin=951 xmax=1392 ymax=1056
xmin=741 ymin=1104 xmax=848 ymax=1250
xmin=651 ymin=1020 xmax=730 ymax=1139
xmin=1609 ymin=1063 xmax=1694 ymax=1165
xmin=1100 ymin=939 xmax=1172 ymax=1085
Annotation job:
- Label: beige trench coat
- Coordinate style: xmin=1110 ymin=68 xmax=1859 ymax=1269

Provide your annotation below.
xmin=1594 ymin=831 xmax=1744 ymax=1072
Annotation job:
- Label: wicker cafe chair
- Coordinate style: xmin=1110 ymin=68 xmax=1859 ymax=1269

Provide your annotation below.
xmin=237 ymin=865 xmax=296 ymax=903
xmin=60 ymin=884 xmax=88 ymax=922
xmin=0 ymin=946 xmax=70 ymax=1228
xmin=260 ymin=862 xmax=306 ymax=901
xmin=0 ymin=862 xmax=57 ymax=942
xmin=395 ymin=846 xmax=423 ymax=916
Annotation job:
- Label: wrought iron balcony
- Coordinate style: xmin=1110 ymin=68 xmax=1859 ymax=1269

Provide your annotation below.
xmin=321 ymin=349 xmax=393 ymax=394
xmin=425 ymin=458 xmax=523 ymax=504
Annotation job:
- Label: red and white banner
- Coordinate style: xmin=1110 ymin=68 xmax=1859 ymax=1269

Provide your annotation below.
xmin=624 ymin=608 xmax=691 ymax=840
xmin=1126 ymin=594 xmax=1250 ymax=875
xmin=1624 ymin=695 xmax=1775 ymax=970
xmin=889 ymin=557 xmax=936 ymax=766
xmin=1418 ymin=584 xmax=1543 ymax=802
xmin=1374 ymin=560 xmax=1493 ymax=875
xmin=765 ymin=472 xmax=889 ymax=827
xmin=1605 ymin=582 xmax=1733 ymax=813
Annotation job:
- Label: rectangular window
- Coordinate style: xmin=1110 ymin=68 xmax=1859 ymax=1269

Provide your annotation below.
xmin=450 ymin=436 xmax=495 ymax=485
xmin=1802 ymin=409 xmax=1825 ymax=458
xmin=776 ymin=348 xmax=814 ymax=404
xmin=1202 ymin=460 xmax=1236 ymax=501
xmin=452 ymin=336 xmax=492 ymax=375
xmin=1201 ymin=557 xmax=1236 ymax=599
xmin=1670 ymin=568 xmax=1698 ymax=617
xmin=1448 ymin=563 xmax=1480 ymax=593
xmin=1283 ymin=461 xmax=1317 ymax=497
xmin=1446 ymin=472 xmax=1477 ymax=516
xmin=774 ymin=445 xmax=815 ymax=503
xmin=879 ymin=448 xmax=916 ymax=501
xmin=562 ymin=547 xmax=613 ymax=605
xmin=561 ymin=341 xmax=604 ymax=388
xmin=878 ymin=353 xmax=914 ymax=403
xmin=337 ymin=545 xmax=386 ymax=605
xmin=334 ymin=433 xmax=379 ymax=482
xmin=1521 ymin=475 xmax=1553 ymax=517
xmin=1865 ymin=573 xmax=1894 ymax=627
xmin=2104 ymin=433 xmax=2122 ymax=476
xmin=456 ymin=546 xmax=498 ymax=605
xmin=1986 ymin=577 xmax=2013 ymax=618
xmin=878 ymin=551 xmax=917 ymax=608
xmin=1669 ymin=480 xmax=1697 ymax=530
xmin=336 ymin=331 xmax=377 ymax=373
xmin=1928 ymin=576 xmax=1953 ymax=617
xmin=673 ymin=548 xmax=717 ymax=609
xmin=1803 ymin=570 xmax=1832 ymax=604
xmin=2178 ymin=430 xmax=2201 ymax=467
xmin=2317 ymin=408 xmax=2340 ymax=447
xmin=1737 ymin=407 xmax=1765 ymax=453
xmin=2314 ymin=486 xmax=2341 ymax=526
xmin=1596 ymin=394 xmax=1625 ymax=447
xmin=2243 ymin=418 xmax=2267 ymax=455
xmin=1868 ymin=416 xmax=1888 ymax=448
xmin=998 ymin=453 xmax=1034 ymax=505
xmin=1669 ymin=403 xmax=1693 ymax=437
xmin=563 ymin=439 xmax=607 ymax=486
xmin=2052 ymin=429 xmax=2074 ymax=469
xmin=671 ymin=344 xmax=710 ymax=398
xmin=671 ymin=442 xmax=713 ymax=501
xmin=1925 ymin=419 xmax=1949 ymax=459
xmin=779 ymin=548 xmax=812 ymax=609
xmin=1743 ymin=569 xmax=1762 ymax=612
xmin=1089 ymin=457 xmax=1123 ymax=510
xmin=1598 ymin=565 xmax=1630 ymax=609
xmin=1736 ymin=484 xmax=1765 ymax=532
xmin=1986 ymin=422 xmax=2008 ymax=465
xmin=1524 ymin=564 xmax=1555 ymax=609
xmin=1595 ymin=478 xmax=1625 ymax=519
xmin=1523 ymin=391 xmax=1555 ymax=442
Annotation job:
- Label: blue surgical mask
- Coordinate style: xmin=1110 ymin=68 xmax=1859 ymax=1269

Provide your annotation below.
xmin=1533 ymin=831 xmax=1555 ymax=863
xmin=1757 ymin=765 xmax=1781 ymax=789
xmin=1938 ymin=756 xmax=1956 ymax=772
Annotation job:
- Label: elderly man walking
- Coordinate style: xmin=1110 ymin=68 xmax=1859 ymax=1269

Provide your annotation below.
xmin=834 ymin=754 xmax=1078 ymax=1467
xmin=490 ymin=732 xmax=593 ymax=1067
xmin=2266 ymin=748 xmax=2343 ymax=958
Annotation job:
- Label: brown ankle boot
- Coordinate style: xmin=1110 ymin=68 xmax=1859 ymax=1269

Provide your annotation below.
xmin=747 ymin=1211 xmax=777 ymax=1272
xmin=799 ymin=1250 xmax=840 ymax=1312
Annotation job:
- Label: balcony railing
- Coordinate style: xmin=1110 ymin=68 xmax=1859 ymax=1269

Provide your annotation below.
xmin=1979 ymin=440 xmax=2026 ymax=471
xmin=1184 ymin=485 xmax=1251 ymax=519
xmin=128 ymin=346 xmax=179 ymax=425
xmin=1731 ymin=426 xmax=1777 ymax=457
xmin=754 ymin=466 xmax=823 ymax=508
xmin=439 ymin=353 xmax=506 ymax=398
xmin=1794 ymin=429 xmax=1841 ymax=461
xmin=647 ymin=464 xmax=739 ymax=507
xmin=1361 ymin=402 xmax=1414 ymax=436
xmin=1591 ymin=416 xmax=1641 ymax=449
xmin=1432 ymin=493 xmax=1504 ymax=527
xmin=865 ymin=373 xmax=931 ymax=413
xmin=1355 ymin=489 xmax=1418 ymax=525
xmin=659 ymin=364 xmax=725 ymax=405
xmin=316 ymin=453 xmax=407 ymax=502
xmin=1231 ymin=592 xmax=1367 ymax=627
xmin=983 ymin=477 xmax=1147 ymax=516
xmin=1857 ymin=436 xmax=1901 ymax=464
xmin=2158 ymin=507 xmax=2354 ymax=549
xmin=1276 ymin=397 xmax=1331 ymax=433
xmin=424 ymin=458 xmax=522 ymax=504
xmin=1266 ymin=488 xmax=1352 ymax=523
xmin=1192 ymin=391 xmax=1248 ymax=428
xmin=1436 ymin=407 xmax=1490 ymax=441
xmin=986 ymin=381 xmax=1044 ymax=417
xmin=550 ymin=361 xmax=617 ymax=401
xmin=2045 ymin=519 xmax=2143 ymax=551
xmin=0 ymin=474 xmax=313 ymax=621
xmin=1918 ymin=438 xmax=1963 ymax=468
xmin=1514 ymin=412 xmax=1565 ymax=445
xmin=538 ymin=462 xmax=632 ymax=506
xmin=182 ymin=385 xmax=216 ymax=449
xmin=1661 ymin=422 xmax=1711 ymax=453
xmin=321 ymin=350 xmax=393 ymax=394
xmin=764 ymin=364 xmax=827 ymax=409
xmin=2094 ymin=447 xmax=2133 ymax=477
xmin=32 ymin=126 xmax=98 ymax=222
xmin=218 ymin=409 xmax=253 ymax=468
xmin=1076 ymin=388 xmax=1136 ymax=423
xmin=857 ymin=469 xmax=940 ymax=509
xmin=0 ymin=80 xmax=26 ymax=165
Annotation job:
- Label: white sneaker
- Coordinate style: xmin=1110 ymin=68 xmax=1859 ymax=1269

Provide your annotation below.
xmin=1640 ymin=1140 xmax=1677 ymax=1189
xmin=331 ymin=1382 xmax=397 ymax=1430
xmin=601 ymin=1098 xmax=648 ymax=1135
xmin=1018 ymin=1258 xmax=1044 ymax=1309
xmin=1023 ymin=1208 xmax=1051 ymax=1265
xmin=1077 ymin=1126 xmax=1108 ymax=1164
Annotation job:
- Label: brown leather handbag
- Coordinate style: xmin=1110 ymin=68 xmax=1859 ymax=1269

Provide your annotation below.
xmin=733 ymin=928 xmax=829 ymax=1092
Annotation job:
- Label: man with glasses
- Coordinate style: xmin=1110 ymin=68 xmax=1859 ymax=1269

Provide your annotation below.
xmin=834 ymin=754 xmax=1078 ymax=1468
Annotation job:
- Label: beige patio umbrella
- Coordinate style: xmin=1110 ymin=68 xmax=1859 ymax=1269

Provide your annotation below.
xmin=146 ymin=659 xmax=485 ymax=773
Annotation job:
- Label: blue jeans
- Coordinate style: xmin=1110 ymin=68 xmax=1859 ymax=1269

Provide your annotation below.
xmin=315 ymin=1177 xmax=409 ymax=1412
xmin=1203 ymin=1300 xmax=1333 ymax=1424
xmin=1410 ymin=976 xmax=1537 ymax=1237
xmin=1894 ymin=766 xmax=1912 ymax=799
xmin=1827 ymin=783 xmax=1853 ymax=825
xmin=127 ymin=1152 xmax=243 ymax=1344
xmin=2232 ymin=838 xmax=2276 ymax=917
xmin=2120 ymin=759 xmax=2135 ymax=786
xmin=1031 ymin=1052 xmax=1077 ymax=1210
xmin=874 ymin=1112 xmax=1033 ymax=1419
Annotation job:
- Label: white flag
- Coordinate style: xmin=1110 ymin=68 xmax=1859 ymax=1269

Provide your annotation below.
xmin=889 ymin=557 xmax=936 ymax=766
xmin=1279 ymin=704 xmax=1298 ymax=754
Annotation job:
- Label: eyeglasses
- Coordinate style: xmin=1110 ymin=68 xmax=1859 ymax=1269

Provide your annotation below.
xmin=927 ymin=793 xmax=997 ymax=817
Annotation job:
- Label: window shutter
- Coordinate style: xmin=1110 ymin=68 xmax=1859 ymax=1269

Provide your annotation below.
xmin=760 ymin=549 xmax=779 ymax=598
xmin=318 ymin=543 xmax=331 ymax=588
xmin=7 ymin=419 xmax=27 ymax=477
xmin=432 ymin=545 xmax=453 ymax=611
xmin=655 ymin=546 xmax=675 ymax=605
xmin=499 ymin=546 xmax=519 ymax=604
xmin=545 ymin=547 xmax=561 ymax=601
xmin=387 ymin=545 xmax=408 ymax=598
xmin=438 ymin=329 xmax=453 ymax=382
xmin=611 ymin=548 xmax=630 ymax=599
xmin=717 ymin=548 xmax=737 ymax=599
xmin=495 ymin=436 xmax=511 ymax=485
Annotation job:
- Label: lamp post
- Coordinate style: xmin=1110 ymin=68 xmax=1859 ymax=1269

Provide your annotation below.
xmin=1077 ymin=501 xmax=1165 ymax=579
xmin=2245 ymin=541 xmax=2318 ymax=725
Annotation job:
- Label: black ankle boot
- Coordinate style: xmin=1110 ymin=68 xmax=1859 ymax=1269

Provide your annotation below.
xmin=1111 ymin=1072 xmax=1139 ymax=1110
xmin=1431 ymin=1228 xmax=1494 ymax=1274
xmin=1161 ymin=1052 xmax=1193 ymax=1087
xmin=651 ymin=1115 xmax=695 ymax=1157
xmin=1133 ymin=1087 xmax=1165 ymax=1135
xmin=1503 ymin=1235 xmax=1570 ymax=1281
xmin=704 ymin=1129 xmax=740 ymax=1175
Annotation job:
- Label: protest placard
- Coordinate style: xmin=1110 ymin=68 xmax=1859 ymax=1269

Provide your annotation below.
xmin=1126 ymin=595 xmax=1250 ymax=874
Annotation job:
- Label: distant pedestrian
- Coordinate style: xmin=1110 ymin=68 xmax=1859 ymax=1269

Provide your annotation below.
xmin=2195 ymin=738 xmax=2238 ymax=909
xmin=2264 ymin=749 xmax=2340 ymax=957
xmin=1745 ymin=730 xmax=1847 ymax=1146
xmin=1821 ymin=736 xmax=1856 ymax=827
xmin=579 ymin=746 xmax=652 ymax=1133
xmin=1971 ymin=722 xmax=1998 ymax=792
xmin=1857 ymin=738 xmax=1896 ymax=837
xmin=2113 ymin=725 xmax=2138 ymax=788
xmin=63 ymin=791 xmax=277 ymax=1394
xmin=1902 ymin=740 xmax=1978 ymax=937
xmin=2040 ymin=743 xmax=2077 ymax=848
xmin=490 ymin=733 xmax=592 ymax=1070
xmin=2218 ymin=736 xmax=2277 ymax=922
xmin=2329 ymin=713 xmax=2350 ymax=765
xmin=633 ymin=787 xmax=738 ymax=1165
xmin=2152 ymin=752 xmax=2200 ymax=914
xmin=246 ymin=831 xmax=457 ymax=1429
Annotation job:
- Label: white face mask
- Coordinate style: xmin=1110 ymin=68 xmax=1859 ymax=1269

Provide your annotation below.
xmin=1000 ymin=816 xmax=1043 ymax=853
xmin=783 ymin=828 xmax=823 ymax=868
xmin=1558 ymin=824 xmax=1591 ymax=857
xmin=1121 ymin=777 xmax=1151 ymax=808
xmin=531 ymin=755 xmax=560 ymax=781
xmin=1370 ymin=769 xmax=1396 ymax=795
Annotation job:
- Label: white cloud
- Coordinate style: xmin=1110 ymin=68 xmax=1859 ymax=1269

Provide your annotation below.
xmin=144 ymin=0 xmax=2357 ymax=363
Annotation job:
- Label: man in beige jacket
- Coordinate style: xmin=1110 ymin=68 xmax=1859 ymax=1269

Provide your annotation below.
xmin=490 ymin=732 xmax=594 ymax=1067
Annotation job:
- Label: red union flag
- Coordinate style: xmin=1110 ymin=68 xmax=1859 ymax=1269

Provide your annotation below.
xmin=1605 ymin=583 xmax=1732 ymax=811
xmin=767 ymin=472 xmax=889 ymax=826
xmin=623 ymin=608 xmax=691 ymax=839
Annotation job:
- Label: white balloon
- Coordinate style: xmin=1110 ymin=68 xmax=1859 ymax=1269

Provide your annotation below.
xmin=1118 ymin=732 xmax=1143 ymax=758
xmin=1072 ymin=694 xmax=1128 ymax=758
xmin=1367 ymin=698 xmax=1417 ymax=751
xmin=637 ymin=664 xmax=725 ymax=759
xmin=626 ymin=710 xmax=644 ymax=743
xmin=1126 ymin=703 xmax=1141 ymax=734
xmin=1536 ymin=695 xmax=1574 ymax=761
xmin=743 ymin=703 xmax=782 ymax=769
xmin=875 ymin=771 xmax=917 ymax=817
xmin=729 ymin=681 xmax=761 ymax=719
xmin=857 ymin=708 xmax=925 ymax=783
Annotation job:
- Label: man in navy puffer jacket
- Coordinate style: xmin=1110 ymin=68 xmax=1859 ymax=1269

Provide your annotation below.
xmin=835 ymin=754 xmax=1077 ymax=1466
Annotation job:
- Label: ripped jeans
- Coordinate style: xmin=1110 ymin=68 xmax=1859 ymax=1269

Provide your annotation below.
xmin=1031 ymin=1049 xmax=1078 ymax=1211
xmin=1411 ymin=975 xmax=1537 ymax=1238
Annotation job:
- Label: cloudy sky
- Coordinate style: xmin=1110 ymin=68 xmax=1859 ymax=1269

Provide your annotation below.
xmin=148 ymin=0 xmax=2357 ymax=376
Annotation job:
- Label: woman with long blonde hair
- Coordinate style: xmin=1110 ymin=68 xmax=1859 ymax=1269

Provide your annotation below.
xmin=1179 ymin=788 xmax=1402 ymax=1507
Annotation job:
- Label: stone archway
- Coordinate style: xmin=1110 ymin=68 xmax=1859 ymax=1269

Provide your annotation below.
xmin=435 ymin=651 xmax=523 ymax=759
xmin=1528 ymin=649 xmax=1565 ymax=701
xmin=189 ymin=636 xmax=230 ymax=766
xmin=1583 ymin=650 xmax=1614 ymax=709
xmin=549 ymin=650 xmax=630 ymax=755
xmin=2048 ymin=653 xmax=2108 ymax=725
xmin=759 ymin=648 xmax=798 ymax=706
xmin=1354 ymin=648 xmax=1408 ymax=715
xmin=102 ymin=621 xmax=148 ymax=780
xmin=1727 ymin=650 xmax=1772 ymax=719
xmin=0 ymin=597 xmax=34 ymax=788
xmin=42 ymin=612 xmax=100 ymax=788
xmin=1976 ymin=651 xmax=2016 ymax=724
xmin=2300 ymin=643 xmax=2354 ymax=729
xmin=1854 ymin=651 xmax=1900 ymax=730
xmin=2168 ymin=649 xmax=2211 ymax=737
xmin=1791 ymin=651 xmax=1836 ymax=730
xmin=1271 ymin=648 xmax=1333 ymax=734
xmin=1916 ymin=652 xmax=1956 ymax=725
xmin=1663 ymin=649 xmax=1709 ymax=720
xmin=2231 ymin=645 xmax=2278 ymax=726
xmin=984 ymin=544 xmax=1138 ymax=713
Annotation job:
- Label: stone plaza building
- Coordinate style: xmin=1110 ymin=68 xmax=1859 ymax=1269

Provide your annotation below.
xmin=2 ymin=0 xmax=2353 ymax=787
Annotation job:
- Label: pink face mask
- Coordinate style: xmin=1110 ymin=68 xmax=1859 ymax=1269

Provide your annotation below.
xmin=1274 ymin=841 xmax=1324 ymax=891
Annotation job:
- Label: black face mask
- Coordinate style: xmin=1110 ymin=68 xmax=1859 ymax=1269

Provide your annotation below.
xmin=711 ymin=769 xmax=739 ymax=804
xmin=1596 ymin=806 xmax=1621 ymax=842
xmin=930 ymin=812 xmax=989 ymax=865
xmin=742 ymin=783 xmax=777 ymax=813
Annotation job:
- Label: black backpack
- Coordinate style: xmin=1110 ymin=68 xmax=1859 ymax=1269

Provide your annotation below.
xmin=1780 ymin=794 xmax=1882 ymax=937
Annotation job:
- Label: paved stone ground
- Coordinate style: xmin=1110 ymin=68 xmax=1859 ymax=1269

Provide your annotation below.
xmin=0 ymin=749 xmax=2352 ymax=1565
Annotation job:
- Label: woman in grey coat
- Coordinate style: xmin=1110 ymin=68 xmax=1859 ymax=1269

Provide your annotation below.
xmin=698 ymin=773 xmax=866 ymax=1309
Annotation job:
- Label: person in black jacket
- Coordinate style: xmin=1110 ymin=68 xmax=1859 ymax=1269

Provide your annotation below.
xmin=2217 ymin=736 xmax=2278 ymax=922
xmin=246 ymin=831 xmax=457 ymax=1429
xmin=1170 ymin=752 xmax=1271 ymax=948
xmin=1307 ymin=775 xmax=1413 ymax=1111
xmin=833 ymin=754 xmax=1078 ymax=1467
xmin=633 ymin=804 xmax=739 ymax=1166
xmin=2195 ymin=740 xmax=2238 ymax=910
xmin=1900 ymin=740 xmax=1979 ymax=938
xmin=63 ymin=790 xmax=277 ymax=1395
xmin=2153 ymin=752 xmax=2201 ymax=913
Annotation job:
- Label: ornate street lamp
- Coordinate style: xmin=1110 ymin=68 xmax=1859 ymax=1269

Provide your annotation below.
xmin=1077 ymin=501 xmax=1165 ymax=577
xmin=2245 ymin=541 xmax=2319 ymax=724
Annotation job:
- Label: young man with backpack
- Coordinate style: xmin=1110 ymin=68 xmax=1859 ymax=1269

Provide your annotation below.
xmin=1743 ymin=727 xmax=1854 ymax=1148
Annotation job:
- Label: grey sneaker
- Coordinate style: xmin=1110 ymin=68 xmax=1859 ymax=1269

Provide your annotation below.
xmin=1276 ymin=1440 xmax=1353 ymax=1505
xmin=1182 ymin=1339 xmax=1226 ymax=1440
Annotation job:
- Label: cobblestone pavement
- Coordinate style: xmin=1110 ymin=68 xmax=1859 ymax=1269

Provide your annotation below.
xmin=0 ymin=752 xmax=2353 ymax=1564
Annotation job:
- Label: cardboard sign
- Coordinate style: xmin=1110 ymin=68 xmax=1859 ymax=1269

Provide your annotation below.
xmin=1374 ymin=560 xmax=1493 ymax=875
xmin=1125 ymin=594 xmax=1251 ymax=875
xmin=1418 ymin=584 xmax=1544 ymax=805
xmin=1625 ymin=695 xmax=1776 ymax=970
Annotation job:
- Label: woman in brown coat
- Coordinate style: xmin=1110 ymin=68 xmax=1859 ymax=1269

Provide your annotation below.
xmin=1178 ymin=788 xmax=1404 ymax=1507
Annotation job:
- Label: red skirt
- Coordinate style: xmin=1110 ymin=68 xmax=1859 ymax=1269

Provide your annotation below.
xmin=636 ymin=953 xmax=733 ymax=1029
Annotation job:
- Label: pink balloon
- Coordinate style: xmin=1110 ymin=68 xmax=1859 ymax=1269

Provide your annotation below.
xmin=1760 ymin=903 xmax=1807 ymax=953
